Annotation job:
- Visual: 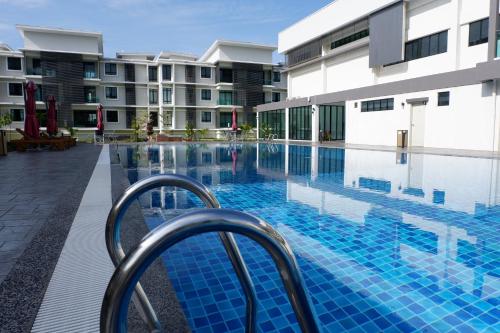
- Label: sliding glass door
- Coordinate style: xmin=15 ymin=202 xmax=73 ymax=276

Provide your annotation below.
xmin=319 ymin=105 xmax=345 ymax=141
xmin=259 ymin=109 xmax=285 ymax=139
xmin=289 ymin=106 xmax=312 ymax=140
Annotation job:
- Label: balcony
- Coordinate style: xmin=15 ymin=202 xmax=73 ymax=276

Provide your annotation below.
xmin=84 ymin=71 xmax=98 ymax=79
xmin=497 ymin=31 xmax=500 ymax=58
xmin=26 ymin=68 xmax=42 ymax=76
xmin=263 ymin=80 xmax=272 ymax=85
xmin=218 ymin=98 xmax=233 ymax=106
xmin=84 ymin=95 xmax=99 ymax=103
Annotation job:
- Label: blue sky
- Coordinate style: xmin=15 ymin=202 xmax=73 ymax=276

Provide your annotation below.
xmin=0 ymin=0 xmax=332 ymax=62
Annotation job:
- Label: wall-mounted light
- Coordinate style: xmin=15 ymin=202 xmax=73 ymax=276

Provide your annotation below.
xmin=401 ymin=102 xmax=405 ymax=108
xmin=354 ymin=102 xmax=358 ymax=108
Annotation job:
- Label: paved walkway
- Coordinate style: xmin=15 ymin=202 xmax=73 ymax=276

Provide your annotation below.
xmin=0 ymin=144 xmax=102 ymax=284
xmin=31 ymin=145 xmax=114 ymax=333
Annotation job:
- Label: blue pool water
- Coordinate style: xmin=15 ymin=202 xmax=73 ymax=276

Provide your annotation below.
xmin=118 ymin=143 xmax=499 ymax=333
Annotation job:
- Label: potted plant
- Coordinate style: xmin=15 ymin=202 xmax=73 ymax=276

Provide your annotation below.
xmin=240 ymin=123 xmax=253 ymax=141
xmin=185 ymin=123 xmax=196 ymax=141
xmin=0 ymin=113 xmax=12 ymax=156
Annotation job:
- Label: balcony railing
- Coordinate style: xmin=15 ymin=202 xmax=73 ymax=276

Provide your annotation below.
xmin=85 ymin=96 xmax=99 ymax=103
xmin=84 ymin=71 xmax=98 ymax=79
xmin=26 ymin=68 xmax=42 ymax=75
xmin=263 ymin=80 xmax=272 ymax=85
xmin=218 ymin=98 xmax=233 ymax=106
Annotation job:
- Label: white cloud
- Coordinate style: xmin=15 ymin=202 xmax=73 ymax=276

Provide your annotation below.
xmin=0 ymin=0 xmax=49 ymax=8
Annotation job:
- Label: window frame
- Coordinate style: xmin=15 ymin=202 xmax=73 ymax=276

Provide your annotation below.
xmin=273 ymin=71 xmax=281 ymax=82
xmin=149 ymin=88 xmax=158 ymax=104
xmin=10 ymin=108 xmax=24 ymax=122
xmin=405 ymin=30 xmax=448 ymax=62
xmin=437 ymin=91 xmax=450 ymax=107
xmin=162 ymin=65 xmax=172 ymax=81
xmin=201 ymin=111 xmax=212 ymax=123
xmin=106 ymin=110 xmax=119 ymax=123
xmin=361 ymin=98 xmax=395 ymax=112
xmin=200 ymin=67 xmax=212 ymax=79
xmin=7 ymin=57 xmax=22 ymax=71
xmin=104 ymin=63 xmax=117 ymax=76
xmin=105 ymin=86 xmax=118 ymax=100
xmin=272 ymin=92 xmax=281 ymax=103
xmin=201 ymin=89 xmax=212 ymax=101
xmin=163 ymin=87 xmax=172 ymax=104
xmin=148 ymin=66 xmax=158 ymax=82
xmin=469 ymin=17 xmax=489 ymax=47
xmin=8 ymin=82 xmax=23 ymax=97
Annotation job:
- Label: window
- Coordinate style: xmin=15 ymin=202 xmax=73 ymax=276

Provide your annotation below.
xmin=149 ymin=89 xmax=158 ymax=104
xmin=219 ymin=91 xmax=233 ymax=105
xmin=220 ymin=112 xmax=233 ymax=128
xmin=289 ymin=106 xmax=312 ymax=140
xmin=74 ymin=110 xmax=97 ymax=127
xmin=162 ymin=65 xmax=171 ymax=81
xmin=149 ymin=112 xmax=158 ymax=127
xmin=273 ymin=71 xmax=281 ymax=82
xmin=201 ymin=67 xmax=211 ymax=78
xmin=8 ymin=83 xmax=23 ymax=96
xmin=84 ymin=86 xmax=97 ymax=103
xmin=83 ymin=62 xmax=97 ymax=78
xmin=148 ymin=66 xmax=157 ymax=82
xmin=105 ymin=63 xmax=117 ymax=75
xmin=163 ymin=88 xmax=172 ymax=103
xmin=272 ymin=92 xmax=281 ymax=102
xmin=361 ymin=98 xmax=394 ymax=112
xmin=469 ymin=18 xmax=489 ymax=46
xmin=106 ymin=110 xmax=118 ymax=123
xmin=331 ymin=29 xmax=369 ymax=50
xmin=10 ymin=109 xmax=24 ymax=121
xmin=35 ymin=85 xmax=43 ymax=101
xmin=202 ymin=152 xmax=212 ymax=164
xmin=105 ymin=87 xmax=118 ymax=99
xmin=201 ymin=89 xmax=211 ymax=101
xmin=201 ymin=111 xmax=211 ymax=123
xmin=438 ymin=91 xmax=450 ymax=106
xmin=7 ymin=57 xmax=22 ymax=71
xmin=220 ymin=68 xmax=233 ymax=83
xmin=259 ymin=109 xmax=285 ymax=139
xmin=405 ymin=30 xmax=448 ymax=62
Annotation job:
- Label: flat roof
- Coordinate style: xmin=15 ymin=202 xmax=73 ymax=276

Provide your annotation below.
xmin=16 ymin=24 xmax=103 ymax=38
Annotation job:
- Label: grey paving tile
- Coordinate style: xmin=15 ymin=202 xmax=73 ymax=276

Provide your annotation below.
xmin=0 ymin=240 xmax=28 ymax=252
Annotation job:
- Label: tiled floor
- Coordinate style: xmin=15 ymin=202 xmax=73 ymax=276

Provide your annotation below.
xmin=120 ymin=143 xmax=500 ymax=333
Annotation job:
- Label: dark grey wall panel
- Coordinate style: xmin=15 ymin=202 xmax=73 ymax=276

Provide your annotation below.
xmin=369 ymin=1 xmax=405 ymax=68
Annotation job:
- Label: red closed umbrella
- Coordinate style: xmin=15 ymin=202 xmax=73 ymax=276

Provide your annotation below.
xmin=96 ymin=104 xmax=104 ymax=135
xmin=46 ymin=95 xmax=58 ymax=136
xmin=24 ymin=80 xmax=40 ymax=139
xmin=231 ymin=107 xmax=237 ymax=131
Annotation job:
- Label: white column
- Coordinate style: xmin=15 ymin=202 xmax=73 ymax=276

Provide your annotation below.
xmin=256 ymin=112 xmax=260 ymax=140
xmin=493 ymin=79 xmax=500 ymax=152
xmin=158 ymin=64 xmax=164 ymax=133
xmin=256 ymin=142 xmax=260 ymax=170
xmin=172 ymin=64 xmax=176 ymax=130
xmin=285 ymin=107 xmax=290 ymax=141
xmin=285 ymin=144 xmax=289 ymax=176
xmin=311 ymin=104 xmax=320 ymax=143
xmin=311 ymin=146 xmax=318 ymax=181
xmin=159 ymin=147 xmax=165 ymax=208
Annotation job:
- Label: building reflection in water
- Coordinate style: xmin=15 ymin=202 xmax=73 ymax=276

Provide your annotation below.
xmin=117 ymin=143 xmax=499 ymax=325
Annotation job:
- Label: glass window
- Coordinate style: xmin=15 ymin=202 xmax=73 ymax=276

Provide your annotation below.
xmin=219 ymin=68 xmax=233 ymax=83
xmin=148 ymin=66 xmax=157 ymax=82
xmin=361 ymin=98 xmax=394 ymax=112
xmin=105 ymin=87 xmax=118 ymax=99
xmin=289 ymin=106 xmax=312 ymax=140
xmin=149 ymin=89 xmax=158 ymax=104
xmin=150 ymin=112 xmax=158 ymax=127
xmin=35 ymin=85 xmax=43 ymax=102
xmin=201 ymin=89 xmax=211 ymax=101
xmin=162 ymin=65 xmax=172 ymax=81
xmin=273 ymin=71 xmax=281 ymax=82
xmin=201 ymin=111 xmax=211 ymax=122
xmin=331 ymin=29 xmax=369 ymax=50
xmin=219 ymin=112 xmax=232 ymax=128
xmin=438 ymin=91 xmax=450 ymax=106
xmin=105 ymin=63 xmax=117 ymax=75
xmin=10 ymin=109 xmax=24 ymax=121
xmin=84 ymin=86 xmax=97 ymax=103
xmin=218 ymin=91 xmax=233 ymax=105
xmin=7 ymin=57 xmax=22 ymax=70
xmin=106 ymin=110 xmax=118 ymax=122
xmin=83 ymin=62 xmax=97 ymax=78
xmin=74 ymin=110 xmax=97 ymax=127
xmin=201 ymin=67 xmax=211 ymax=78
xmin=469 ymin=18 xmax=489 ymax=46
xmin=405 ymin=30 xmax=448 ymax=62
xmin=272 ymin=92 xmax=281 ymax=102
xmin=8 ymin=83 xmax=23 ymax=96
xmin=163 ymin=88 xmax=172 ymax=103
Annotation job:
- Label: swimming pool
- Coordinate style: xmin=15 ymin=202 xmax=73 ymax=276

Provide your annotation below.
xmin=117 ymin=143 xmax=499 ymax=333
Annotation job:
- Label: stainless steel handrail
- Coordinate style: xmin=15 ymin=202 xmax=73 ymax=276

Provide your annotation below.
xmin=101 ymin=209 xmax=320 ymax=333
xmin=105 ymin=174 xmax=257 ymax=332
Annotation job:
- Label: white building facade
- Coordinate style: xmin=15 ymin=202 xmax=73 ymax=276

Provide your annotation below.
xmin=0 ymin=26 xmax=287 ymax=135
xmin=257 ymin=0 xmax=500 ymax=152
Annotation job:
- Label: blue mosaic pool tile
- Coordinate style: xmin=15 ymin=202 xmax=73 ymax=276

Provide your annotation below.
xmin=121 ymin=144 xmax=500 ymax=333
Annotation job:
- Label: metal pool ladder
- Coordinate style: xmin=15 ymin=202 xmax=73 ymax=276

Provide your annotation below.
xmin=103 ymin=175 xmax=320 ymax=333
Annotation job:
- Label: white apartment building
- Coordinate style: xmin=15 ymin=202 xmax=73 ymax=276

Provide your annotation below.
xmin=0 ymin=25 xmax=287 ymax=135
xmin=257 ymin=0 xmax=500 ymax=152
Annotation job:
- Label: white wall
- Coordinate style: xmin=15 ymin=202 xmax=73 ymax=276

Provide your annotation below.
xmin=0 ymin=55 xmax=24 ymax=77
xmin=103 ymin=108 xmax=126 ymax=130
xmin=100 ymin=62 xmax=125 ymax=82
xmin=289 ymin=63 xmax=323 ymax=98
xmin=346 ymin=83 xmax=498 ymax=151
xmin=196 ymin=110 xmax=215 ymax=129
xmin=23 ymin=31 xmax=100 ymax=54
xmin=325 ymin=47 xmax=373 ymax=93
xmin=217 ymin=45 xmax=273 ymax=64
